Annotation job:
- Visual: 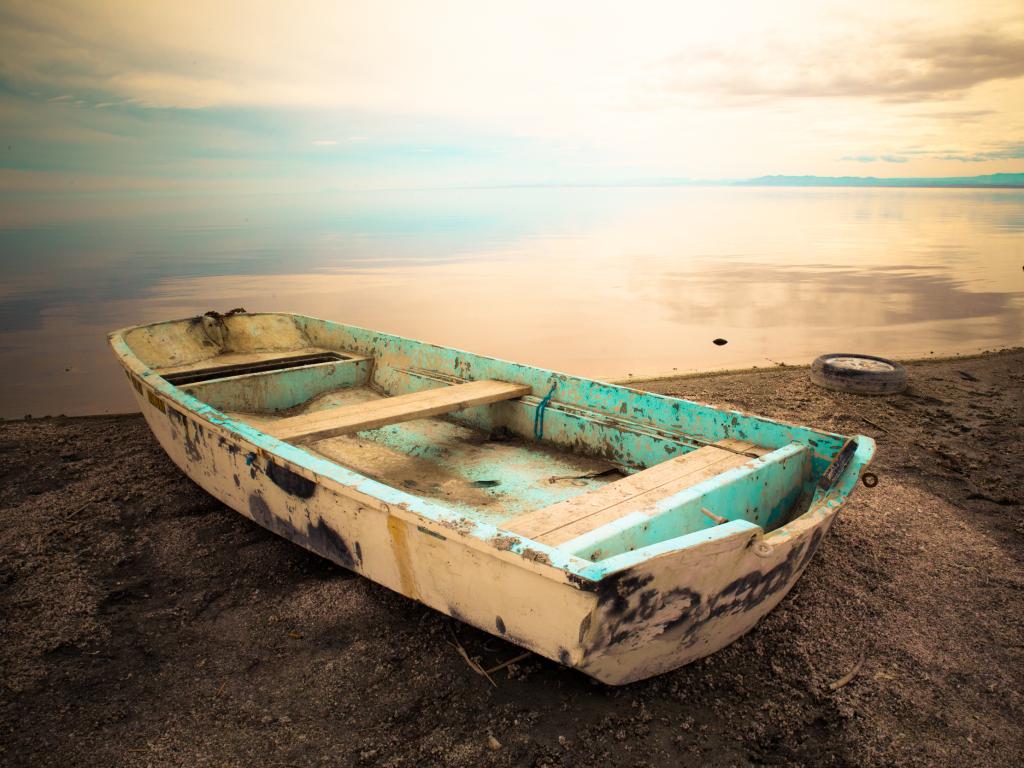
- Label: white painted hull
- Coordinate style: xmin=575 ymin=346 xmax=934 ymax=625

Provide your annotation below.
xmin=128 ymin=377 xmax=837 ymax=685
xmin=111 ymin=312 xmax=872 ymax=684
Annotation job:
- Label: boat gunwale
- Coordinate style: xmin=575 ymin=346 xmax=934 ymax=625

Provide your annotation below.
xmin=108 ymin=312 xmax=875 ymax=584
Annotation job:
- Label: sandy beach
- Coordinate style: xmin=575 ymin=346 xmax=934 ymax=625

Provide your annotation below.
xmin=1 ymin=348 xmax=1021 ymax=767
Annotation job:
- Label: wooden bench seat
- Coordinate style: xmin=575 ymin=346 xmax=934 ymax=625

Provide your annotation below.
xmin=503 ymin=438 xmax=769 ymax=546
xmin=268 ymin=379 xmax=531 ymax=443
xmin=159 ymin=347 xmax=345 ymax=376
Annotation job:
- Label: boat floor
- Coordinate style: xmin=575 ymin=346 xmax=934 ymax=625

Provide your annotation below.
xmin=231 ymin=386 xmax=626 ymax=525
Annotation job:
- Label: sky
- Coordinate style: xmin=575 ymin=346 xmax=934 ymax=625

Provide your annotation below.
xmin=1 ymin=0 xmax=1023 ymax=193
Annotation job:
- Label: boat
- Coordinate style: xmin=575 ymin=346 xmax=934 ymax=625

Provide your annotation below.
xmin=109 ymin=311 xmax=874 ymax=684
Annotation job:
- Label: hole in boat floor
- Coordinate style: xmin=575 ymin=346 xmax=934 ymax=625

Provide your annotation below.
xmin=231 ymin=387 xmax=624 ymax=525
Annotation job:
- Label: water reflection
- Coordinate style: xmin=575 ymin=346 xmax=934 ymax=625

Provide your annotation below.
xmin=648 ymin=262 xmax=1022 ymax=328
xmin=0 ymin=187 xmax=1021 ymax=418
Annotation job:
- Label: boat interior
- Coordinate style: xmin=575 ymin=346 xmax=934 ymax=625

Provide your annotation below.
xmin=122 ymin=312 xmax=842 ymax=563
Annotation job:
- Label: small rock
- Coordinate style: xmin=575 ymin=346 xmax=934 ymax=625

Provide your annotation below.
xmin=487 ymin=735 xmax=501 ymax=751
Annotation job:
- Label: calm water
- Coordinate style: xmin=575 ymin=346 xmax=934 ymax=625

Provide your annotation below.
xmin=1 ymin=186 xmax=1022 ymax=419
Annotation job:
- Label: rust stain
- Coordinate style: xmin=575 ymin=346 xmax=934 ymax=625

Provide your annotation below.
xmin=387 ymin=515 xmax=419 ymax=601
xmin=521 ymin=548 xmax=551 ymax=565
xmin=146 ymin=389 xmax=165 ymax=412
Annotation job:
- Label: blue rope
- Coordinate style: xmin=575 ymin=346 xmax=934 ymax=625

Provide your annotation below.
xmin=533 ymin=383 xmax=557 ymax=440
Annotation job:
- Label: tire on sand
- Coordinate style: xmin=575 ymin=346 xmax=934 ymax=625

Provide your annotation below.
xmin=810 ymin=353 xmax=907 ymax=395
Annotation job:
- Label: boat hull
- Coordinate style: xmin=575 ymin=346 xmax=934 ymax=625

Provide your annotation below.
xmin=123 ymin=369 xmax=841 ymax=685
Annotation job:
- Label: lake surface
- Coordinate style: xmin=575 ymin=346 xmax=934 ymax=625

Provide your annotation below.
xmin=1 ymin=186 xmax=1022 ymax=418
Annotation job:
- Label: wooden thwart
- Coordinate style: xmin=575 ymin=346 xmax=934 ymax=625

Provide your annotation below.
xmin=504 ymin=438 xmax=769 ymax=546
xmin=269 ymin=379 xmax=531 ymax=443
xmin=159 ymin=347 xmax=346 ymax=376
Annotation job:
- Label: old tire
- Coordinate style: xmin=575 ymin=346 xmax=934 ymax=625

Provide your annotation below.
xmin=810 ymin=353 xmax=907 ymax=395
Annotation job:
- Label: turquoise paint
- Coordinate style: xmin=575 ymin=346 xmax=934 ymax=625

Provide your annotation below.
xmin=565 ymin=443 xmax=809 ymax=561
xmin=594 ymin=519 xmax=761 ymax=576
xmin=353 ymin=419 xmax=619 ymax=522
xmin=299 ymin=316 xmax=850 ymax=470
xmin=111 ymin=313 xmax=876 ymax=583
xmin=181 ymin=358 xmax=370 ymax=412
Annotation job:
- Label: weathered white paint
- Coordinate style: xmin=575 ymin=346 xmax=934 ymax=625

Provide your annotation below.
xmin=110 ymin=312 xmax=874 ymax=684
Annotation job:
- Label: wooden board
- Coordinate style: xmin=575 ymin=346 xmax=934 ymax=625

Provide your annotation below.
xmin=504 ymin=438 xmax=770 ymax=546
xmin=158 ymin=347 xmax=346 ymax=376
xmin=269 ymin=380 xmax=532 ymax=443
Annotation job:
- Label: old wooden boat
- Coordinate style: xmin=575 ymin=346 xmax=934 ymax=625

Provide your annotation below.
xmin=109 ymin=311 xmax=874 ymax=684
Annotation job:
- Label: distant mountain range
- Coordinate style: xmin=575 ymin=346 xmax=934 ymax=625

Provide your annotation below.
xmin=734 ymin=173 xmax=1024 ymax=188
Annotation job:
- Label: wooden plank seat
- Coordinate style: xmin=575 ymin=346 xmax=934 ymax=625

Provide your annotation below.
xmin=504 ymin=438 xmax=770 ymax=546
xmin=159 ymin=347 xmax=346 ymax=376
xmin=268 ymin=379 xmax=532 ymax=443
xmin=161 ymin=350 xmax=358 ymax=386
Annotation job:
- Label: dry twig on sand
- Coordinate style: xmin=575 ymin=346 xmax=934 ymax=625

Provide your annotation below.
xmin=448 ymin=626 xmax=497 ymax=687
xmin=485 ymin=652 xmax=531 ymax=675
xmin=829 ymin=653 xmax=865 ymax=691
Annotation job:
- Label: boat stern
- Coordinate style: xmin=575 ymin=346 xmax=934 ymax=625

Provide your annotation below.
xmin=574 ymin=437 xmax=874 ymax=685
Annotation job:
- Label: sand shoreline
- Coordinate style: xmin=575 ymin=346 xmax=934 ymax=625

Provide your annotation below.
xmin=605 ymin=347 xmax=1022 ymax=386
xmin=1 ymin=349 xmax=1021 ymax=766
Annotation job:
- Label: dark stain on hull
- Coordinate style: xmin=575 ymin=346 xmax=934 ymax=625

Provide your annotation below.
xmin=599 ymin=573 xmax=654 ymax=619
xmin=591 ymin=573 xmax=701 ymax=651
xmin=168 ymin=408 xmax=203 ymax=462
xmin=447 ymin=605 xmax=469 ymax=625
xmin=797 ymin=527 xmax=824 ymax=572
xmin=577 ymin=614 xmax=592 ymax=644
xmin=495 ymin=615 xmax=506 ymax=635
xmin=247 ymin=492 xmax=360 ymax=570
xmin=217 ymin=436 xmax=242 ymax=456
xmin=585 ymin=532 xmax=824 ymax=658
xmin=706 ymin=548 xmax=801 ymax=620
xmin=567 ymin=573 xmax=601 ymax=592
xmin=266 ymin=461 xmax=316 ymax=499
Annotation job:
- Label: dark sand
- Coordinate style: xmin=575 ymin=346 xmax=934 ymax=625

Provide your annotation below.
xmin=1 ymin=350 xmax=1022 ymax=767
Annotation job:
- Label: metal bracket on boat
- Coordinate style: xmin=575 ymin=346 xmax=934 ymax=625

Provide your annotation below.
xmin=818 ymin=439 xmax=858 ymax=491
xmin=701 ymin=507 xmax=728 ymax=525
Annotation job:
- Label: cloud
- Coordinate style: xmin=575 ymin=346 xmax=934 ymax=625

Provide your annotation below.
xmin=839 ymin=141 xmax=1024 ymax=165
xmin=658 ymin=28 xmax=1024 ymax=105
xmin=932 ymin=143 xmax=1024 ymax=162
xmin=913 ymin=109 xmax=995 ymax=122
xmin=841 ymin=154 xmax=909 ymax=163
xmin=0 ymin=2 xmax=344 ymax=109
xmin=0 ymin=1 xmax=1021 ymax=187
